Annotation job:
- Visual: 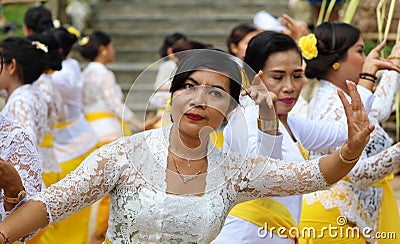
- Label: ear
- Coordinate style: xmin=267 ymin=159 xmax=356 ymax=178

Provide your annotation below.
xmin=99 ymin=45 xmax=107 ymax=55
xmin=8 ymin=59 xmax=17 ymax=75
xmin=229 ymin=43 xmax=238 ymax=55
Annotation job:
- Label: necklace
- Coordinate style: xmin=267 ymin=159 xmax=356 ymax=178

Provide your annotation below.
xmin=169 ymin=154 xmax=207 ymax=183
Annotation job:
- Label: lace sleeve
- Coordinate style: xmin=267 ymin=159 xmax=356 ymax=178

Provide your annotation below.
xmin=370 ymin=70 xmax=399 ymax=122
xmin=0 ymin=127 xmax=42 ymax=219
xmin=237 ymin=156 xmax=329 ymax=202
xmin=3 ymin=97 xmax=42 ymax=144
xmin=102 ymin=71 xmax=135 ymax=122
xmin=31 ymin=137 xmax=135 ymax=224
xmin=348 ymin=142 xmax=400 ymax=188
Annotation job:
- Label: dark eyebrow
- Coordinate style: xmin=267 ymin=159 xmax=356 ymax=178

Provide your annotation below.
xmin=187 ymin=77 xmax=226 ymax=91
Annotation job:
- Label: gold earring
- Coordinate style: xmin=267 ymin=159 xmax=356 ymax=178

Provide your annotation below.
xmin=332 ymin=62 xmax=340 ymax=70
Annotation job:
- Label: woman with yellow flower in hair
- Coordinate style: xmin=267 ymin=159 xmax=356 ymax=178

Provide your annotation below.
xmin=300 ymin=22 xmax=400 ymax=243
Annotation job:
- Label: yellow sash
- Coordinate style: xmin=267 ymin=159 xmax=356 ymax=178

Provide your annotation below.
xmin=230 ymin=198 xmax=298 ymax=239
xmin=53 ymin=120 xmax=74 ymax=129
xmin=85 ymin=112 xmax=132 ymax=136
xmin=210 ymin=131 xmax=224 ymax=148
xmin=40 ymin=134 xmax=53 ymax=148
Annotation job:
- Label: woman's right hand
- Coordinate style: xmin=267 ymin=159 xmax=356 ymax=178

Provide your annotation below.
xmin=388 ymin=42 xmax=400 ymax=66
xmin=363 ymin=40 xmax=400 ymax=76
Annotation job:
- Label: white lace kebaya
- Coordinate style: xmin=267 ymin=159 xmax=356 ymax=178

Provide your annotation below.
xmin=0 ymin=113 xmax=41 ymax=221
xmin=32 ymin=124 xmax=330 ymax=243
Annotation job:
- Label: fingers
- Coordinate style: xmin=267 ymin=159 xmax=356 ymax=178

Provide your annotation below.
xmin=373 ymin=40 xmax=387 ymax=53
xmin=346 ymin=80 xmax=361 ymax=110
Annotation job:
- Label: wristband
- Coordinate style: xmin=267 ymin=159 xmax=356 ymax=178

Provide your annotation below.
xmin=339 ymin=142 xmax=361 ymax=164
xmin=257 ymin=117 xmax=279 ymax=132
xmin=0 ymin=230 xmax=10 ymax=243
xmin=359 ymin=73 xmax=377 ymax=83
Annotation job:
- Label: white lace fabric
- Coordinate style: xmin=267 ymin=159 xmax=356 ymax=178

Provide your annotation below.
xmin=82 ymin=62 xmax=134 ymax=122
xmin=1 ymin=85 xmax=48 ymax=145
xmin=32 ymin=124 xmax=329 ymax=243
xmin=0 ymin=114 xmax=42 ymax=220
xmin=305 ymin=78 xmax=400 ymax=237
xmin=34 ymin=74 xmax=68 ymax=173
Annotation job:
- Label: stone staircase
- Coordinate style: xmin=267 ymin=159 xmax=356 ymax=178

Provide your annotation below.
xmin=87 ymin=0 xmax=289 ymax=120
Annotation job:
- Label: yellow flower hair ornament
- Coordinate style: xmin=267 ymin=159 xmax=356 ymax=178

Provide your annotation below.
xmin=67 ymin=26 xmax=81 ymax=39
xmin=79 ymin=36 xmax=89 ymax=46
xmin=298 ymin=33 xmax=318 ymax=60
xmin=165 ymin=95 xmax=172 ymax=113
xmin=31 ymin=41 xmax=48 ymax=53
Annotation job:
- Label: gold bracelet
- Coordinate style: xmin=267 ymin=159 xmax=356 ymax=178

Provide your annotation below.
xmin=257 ymin=117 xmax=279 ymax=132
xmin=339 ymin=142 xmax=361 ymax=164
xmin=387 ymin=55 xmax=400 ymax=60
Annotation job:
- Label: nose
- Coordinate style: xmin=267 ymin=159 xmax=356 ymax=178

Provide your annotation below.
xmin=190 ymin=86 xmax=207 ymax=108
xmin=282 ymin=77 xmax=295 ymax=93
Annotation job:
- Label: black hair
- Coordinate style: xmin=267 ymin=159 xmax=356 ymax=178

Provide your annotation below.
xmin=159 ymin=32 xmax=188 ymax=58
xmin=244 ymin=31 xmax=302 ymax=80
xmin=169 ymin=49 xmax=242 ymax=105
xmin=226 ymin=24 xmax=256 ymax=55
xmin=305 ymin=22 xmax=361 ymax=79
xmin=27 ymin=32 xmax=63 ymax=71
xmin=78 ymin=30 xmax=111 ymax=61
xmin=0 ymin=37 xmax=48 ymax=84
xmin=52 ymin=27 xmax=78 ymax=58
xmin=24 ymin=6 xmax=54 ymax=34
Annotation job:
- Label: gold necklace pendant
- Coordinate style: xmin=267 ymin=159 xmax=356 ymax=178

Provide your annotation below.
xmin=169 ymin=152 xmax=206 ymax=183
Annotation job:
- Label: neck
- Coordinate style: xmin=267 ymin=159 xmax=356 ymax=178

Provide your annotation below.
xmin=6 ymin=81 xmax=23 ymax=99
xmin=324 ymin=73 xmax=349 ymax=95
xmin=169 ymin=124 xmax=208 ymax=160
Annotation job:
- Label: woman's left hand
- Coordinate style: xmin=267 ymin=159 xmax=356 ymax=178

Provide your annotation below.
xmin=338 ymin=80 xmax=375 ymax=159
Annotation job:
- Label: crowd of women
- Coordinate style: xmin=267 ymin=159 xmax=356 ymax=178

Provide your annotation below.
xmin=0 ymin=4 xmax=399 ymax=244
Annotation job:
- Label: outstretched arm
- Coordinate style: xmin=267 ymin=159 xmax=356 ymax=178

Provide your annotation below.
xmin=239 ymin=81 xmax=374 ymax=200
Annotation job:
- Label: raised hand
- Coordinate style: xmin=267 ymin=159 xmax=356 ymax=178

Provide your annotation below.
xmin=363 ymin=40 xmax=400 ymax=75
xmin=242 ymin=71 xmax=277 ymax=120
xmin=338 ymin=80 xmax=375 ymax=160
xmin=278 ymin=14 xmax=308 ymax=43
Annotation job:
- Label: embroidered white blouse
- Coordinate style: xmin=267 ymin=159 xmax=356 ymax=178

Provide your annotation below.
xmin=81 ymin=62 xmax=136 ymax=142
xmin=32 ymin=124 xmax=331 ymax=243
xmin=51 ymin=59 xmax=98 ymax=163
xmin=1 ymin=84 xmax=48 ymax=145
xmin=305 ymin=77 xmax=400 ymax=237
xmin=0 ymin=113 xmax=41 ymax=221
xmin=34 ymin=74 xmax=68 ymax=173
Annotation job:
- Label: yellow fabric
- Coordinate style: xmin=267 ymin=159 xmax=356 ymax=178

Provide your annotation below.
xmin=28 ymin=147 xmax=96 ymax=244
xmin=39 ymin=134 xmax=53 ymax=148
xmin=375 ymin=174 xmax=400 ymax=243
xmin=93 ymin=194 xmax=110 ymax=243
xmin=299 ymin=200 xmax=366 ymax=243
xmin=230 ymin=198 xmax=298 ymax=239
xmin=298 ymin=142 xmax=310 ymax=160
xmin=210 ymin=131 xmax=224 ymax=149
xmin=103 ymin=237 xmax=112 ymax=244
xmin=53 ymin=120 xmax=74 ymax=129
xmin=85 ymin=112 xmax=132 ymax=137
xmin=300 ymin=173 xmax=399 ymax=243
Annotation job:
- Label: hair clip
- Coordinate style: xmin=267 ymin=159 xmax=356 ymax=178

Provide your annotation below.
xmin=31 ymin=41 xmax=48 ymax=53
xmin=79 ymin=36 xmax=89 ymax=46
xmin=67 ymin=26 xmax=81 ymax=39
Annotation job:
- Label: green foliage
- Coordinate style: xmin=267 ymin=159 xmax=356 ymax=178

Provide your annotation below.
xmin=0 ymin=3 xmax=35 ymax=39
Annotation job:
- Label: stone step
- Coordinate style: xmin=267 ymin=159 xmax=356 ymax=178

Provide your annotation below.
xmin=94 ymin=5 xmax=286 ymax=19
xmin=94 ymin=16 xmax=256 ymax=34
